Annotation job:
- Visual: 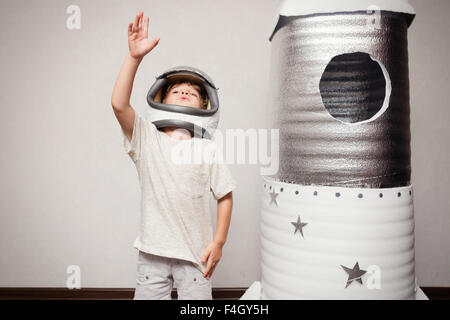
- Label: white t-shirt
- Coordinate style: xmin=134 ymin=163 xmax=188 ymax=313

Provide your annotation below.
xmin=122 ymin=111 xmax=237 ymax=273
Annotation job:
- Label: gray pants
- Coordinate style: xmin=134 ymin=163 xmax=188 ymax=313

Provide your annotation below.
xmin=133 ymin=251 xmax=212 ymax=300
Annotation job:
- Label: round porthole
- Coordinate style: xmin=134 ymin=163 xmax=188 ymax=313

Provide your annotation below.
xmin=319 ymin=52 xmax=391 ymax=124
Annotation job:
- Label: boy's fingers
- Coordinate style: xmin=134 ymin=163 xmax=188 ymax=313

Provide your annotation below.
xmin=128 ymin=22 xmax=133 ymax=35
xmin=201 ymin=250 xmax=210 ymax=263
xmin=150 ymin=37 xmax=160 ymax=49
xmin=206 ymin=264 xmax=217 ymax=280
xmin=210 ymin=265 xmax=217 ymax=278
xmin=203 ymin=257 xmax=213 ymax=277
xmin=133 ymin=13 xmax=140 ymax=31
xmin=138 ymin=12 xmax=143 ymax=30
xmin=144 ymin=16 xmax=149 ymax=35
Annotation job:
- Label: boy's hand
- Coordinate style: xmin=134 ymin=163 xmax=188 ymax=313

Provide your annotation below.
xmin=128 ymin=11 xmax=159 ymax=60
xmin=201 ymin=241 xmax=223 ymax=280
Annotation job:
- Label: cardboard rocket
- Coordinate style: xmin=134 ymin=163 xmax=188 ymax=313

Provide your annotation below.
xmin=251 ymin=0 xmax=419 ymax=299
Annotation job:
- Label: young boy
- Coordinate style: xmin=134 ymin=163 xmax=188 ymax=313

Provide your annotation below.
xmin=111 ymin=11 xmax=237 ymax=300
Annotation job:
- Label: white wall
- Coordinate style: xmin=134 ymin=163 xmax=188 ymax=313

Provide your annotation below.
xmin=409 ymin=0 xmax=450 ymax=287
xmin=0 ymin=0 xmax=448 ymax=289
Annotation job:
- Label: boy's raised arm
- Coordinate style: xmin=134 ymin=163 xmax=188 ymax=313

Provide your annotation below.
xmin=111 ymin=11 xmax=159 ymax=139
xmin=111 ymin=53 xmax=142 ymax=111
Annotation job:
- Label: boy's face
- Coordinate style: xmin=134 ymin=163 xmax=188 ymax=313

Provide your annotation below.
xmin=163 ymin=82 xmax=203 ymax=109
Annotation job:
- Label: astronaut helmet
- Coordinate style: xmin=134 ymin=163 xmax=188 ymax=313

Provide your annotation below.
xmin=146 ymin=66 xmax=220 ymax=139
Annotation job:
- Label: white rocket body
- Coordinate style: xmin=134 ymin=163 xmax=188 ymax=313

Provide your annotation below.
xmin=251 ymin=0 xmax=418 ymax=300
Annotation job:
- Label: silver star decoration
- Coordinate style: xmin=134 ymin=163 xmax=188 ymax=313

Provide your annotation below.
xmin=341 ymin=262 xmax=367 ymax=288
xmin=291 ymin=216 xmax=308 ymax=238
xmin=268 ymin=190 xmax=279 ymax=206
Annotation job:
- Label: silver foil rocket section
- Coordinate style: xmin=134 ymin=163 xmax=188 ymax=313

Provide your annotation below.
xmin=268 ymin=12 xmax=414 ymax=188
